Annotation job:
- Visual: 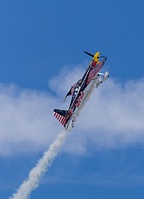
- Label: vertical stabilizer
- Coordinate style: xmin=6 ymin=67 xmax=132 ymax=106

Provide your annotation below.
xmin=53 ymin=109 xmax=68 ymax=126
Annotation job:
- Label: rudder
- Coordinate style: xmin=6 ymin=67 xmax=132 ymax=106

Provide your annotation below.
xmin=53 ymin=109 xmax=68 ymax=126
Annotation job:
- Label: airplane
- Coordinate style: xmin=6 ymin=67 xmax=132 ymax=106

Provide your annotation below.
xmin=53 ymin=51 xmax=109 ymax=130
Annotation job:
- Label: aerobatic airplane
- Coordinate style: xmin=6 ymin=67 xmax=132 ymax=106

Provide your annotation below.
xmin=53 ymin=51 xmax=109 ymax=130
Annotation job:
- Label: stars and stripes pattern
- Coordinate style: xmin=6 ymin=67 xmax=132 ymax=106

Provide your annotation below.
xmin=53 ymin=111 xmax=67 ymax=126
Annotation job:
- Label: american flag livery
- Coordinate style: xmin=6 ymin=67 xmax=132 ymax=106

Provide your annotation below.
xmin=53 ymin=109 xmax=68 ymax=126
xmin=53 ymin=51 xmax=108 ymax=130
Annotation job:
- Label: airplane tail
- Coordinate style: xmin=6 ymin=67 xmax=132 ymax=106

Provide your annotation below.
xmin=53 ymin=109 xmax=68 ymax=126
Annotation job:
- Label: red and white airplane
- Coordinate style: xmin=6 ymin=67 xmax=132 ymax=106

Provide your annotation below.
xmin=53 ymin=51 xmax=109 ymax=130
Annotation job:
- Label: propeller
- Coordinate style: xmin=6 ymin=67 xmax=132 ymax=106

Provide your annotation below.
xmin=84 ymin=51 xmax=107 ymax=60
xmin=84 ymin=51 xmax=94 ymax=57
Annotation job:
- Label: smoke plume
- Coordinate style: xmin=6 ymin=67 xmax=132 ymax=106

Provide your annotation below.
xmin=9 ymin=129 xmax=69 ymax=199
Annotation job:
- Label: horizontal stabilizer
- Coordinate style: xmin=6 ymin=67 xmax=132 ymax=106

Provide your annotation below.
xmin=53 ymin=109 xmax=68 ymax=126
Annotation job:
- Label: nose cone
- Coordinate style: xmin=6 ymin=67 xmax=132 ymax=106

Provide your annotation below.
xmin=93 ymin=51 xmax=100 ymax=63
xmin=93 ymin=52 xmax=100 ymax=59
xmin=95 ymin=51 xmax=100 ymax=58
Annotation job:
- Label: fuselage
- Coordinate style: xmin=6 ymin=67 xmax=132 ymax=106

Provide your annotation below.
xmin=65 ymin=58 xmax=107 ymax=129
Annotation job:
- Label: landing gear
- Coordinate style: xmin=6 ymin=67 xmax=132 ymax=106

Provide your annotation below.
xmin=72 ymin=119 xmax=75 ymax=128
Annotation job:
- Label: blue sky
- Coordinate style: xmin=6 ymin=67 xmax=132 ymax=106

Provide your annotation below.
xmin=1 ymin=0 xmax=144 ymax=199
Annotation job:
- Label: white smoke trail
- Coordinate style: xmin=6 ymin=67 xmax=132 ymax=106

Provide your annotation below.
xmin=9 ymin=77 xmax=96 ymax=199
xmin=9 ymin=129 xmax=70 ymax=199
